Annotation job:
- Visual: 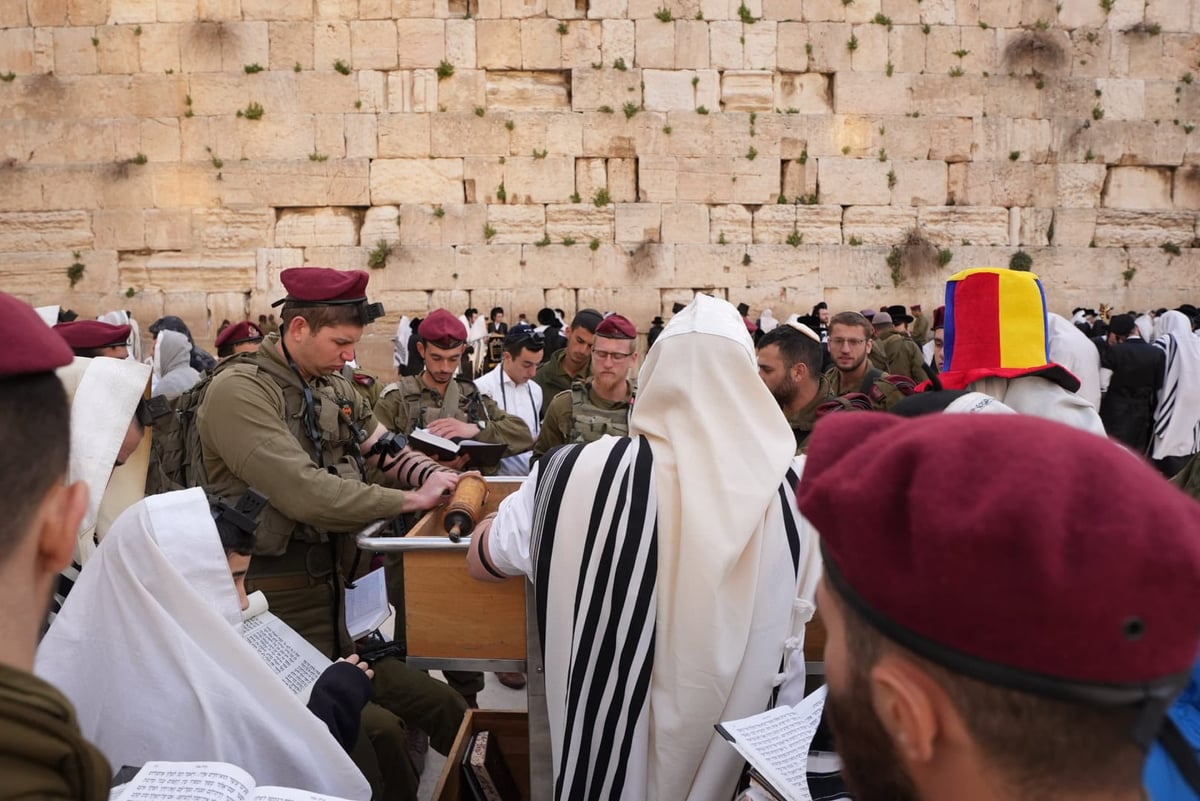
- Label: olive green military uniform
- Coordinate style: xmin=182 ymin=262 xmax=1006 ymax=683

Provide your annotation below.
xmin=825 ymin=366 xmax=913 ymax=411
xmin=198 ymin=333 xmax=466 ymax=800
xmin=873 ymin=330 xmax=933 ymax=384
xmin=533 ymin=348 xmax=590 ymax=414
xmin=910 ymin=313 xmax=931 ymax=345
xmin=343 ymin=364 xmax=383 ymax=409
xmin=373 ymin=374 xmax=534 ymax=463
xmin=0 ymin=663 xmax=110 ymax=801
xmin=787 ymin=375 xmax=836 ymax=455
xmin=372 ymin=372 xmax=533 ymax=699
xmin=533 ymin=379 xmax=633 ymax=461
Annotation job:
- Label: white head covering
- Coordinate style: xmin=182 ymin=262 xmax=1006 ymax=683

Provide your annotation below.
xmin=394 ymin=314 xmax=411 ymax=369
xmin=98 ymin=309 xmax=142 ymax=362
xmin=945 ymin=391 xmax=1018 ymax=415
xmin=56 ymin=356 xmax=151 ymax=562
xmin=36 ymin=489 xmax=371 ymax=800
xmin=631 ymin=294 xmax=800 ymax=799
xmin=153 ymin=329 xmax=201 ymax=400
xmin=758 ymin=308 xmax=778 ymax=334
xmin=1151 ymin=311 xmax=1200 ymax=460
xmin=1047 ymin=312 xmax=1102 ymax=410
xmin=1135 ymin=313 xmax=1154 ymax=342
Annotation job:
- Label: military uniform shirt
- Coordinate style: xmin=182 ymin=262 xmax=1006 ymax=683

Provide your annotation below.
xmin=533 ymin=348 xmax=590 ymax=414
xmin=787 ymin=374 xmax=836 ymax=454
xmin=825 ymin=366 xmax=911 ymax=412
xmin=533 ymin=379 xmax=633 ymax=461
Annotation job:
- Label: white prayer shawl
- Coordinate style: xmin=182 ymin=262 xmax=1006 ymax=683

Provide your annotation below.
xmin=35 ymin=489 xmax=371 ymax=800
xmin=56 ymin=356 xmax=151 ymax=562
xmin=1151 ymin=310 xmax=1200 ymax=460
xmin=968 ymin=375 xmax=1107 ymax=436
xmin=1047 ymin=312 xmax=1102 ymax=410
xmin=99 ymin=309 xmax=143 ymax=362
xmin=1136 ymin=314 xmax=1155 ymax=343
xmin=394 ymin=314 xmax=411 ymax=369
xmin=758 ymin=309 xmax=778 ymax=334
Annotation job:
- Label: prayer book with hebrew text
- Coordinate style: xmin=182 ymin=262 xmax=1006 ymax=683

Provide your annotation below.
xmin=717 ymin=686 xmax=829 ymax=801
xmin=408 ymin=428 xmax=507 ymax=469
xmin=114 ymin=761 xmax=353 ymax=801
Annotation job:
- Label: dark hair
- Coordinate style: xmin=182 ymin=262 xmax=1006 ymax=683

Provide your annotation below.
xmin=757 ymin=326 xmax=823 ymax=377
xmin=837 ymin=587 xmax=1144 ymax=796
xmin=280 ymin=302 xmax=363 ymax=334
xmin=489 ymin=306 xmax=504 ymax=320
xmin=503 ymin=329 xmax=545 ymax=358
xmin=0 ymin=374 xmax=71 ymax=549
xmin=214 ymin=516 xmax=256 ymax=556
xmin=830 ymin=311 xmax=874 ymax=340
xmin=72 ymin=346 xmax=116 ymax=358
xmin=537 ymin=308 xmax=557 ymax=326
xmin=216 ymin=343 xmax=236 ymax=358
xmin=570 ymin=308 xmax=603 ymax=333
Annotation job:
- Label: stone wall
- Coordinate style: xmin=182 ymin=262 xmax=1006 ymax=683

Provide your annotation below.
xmin=2 ymin=0 xmax=1199 ymax=370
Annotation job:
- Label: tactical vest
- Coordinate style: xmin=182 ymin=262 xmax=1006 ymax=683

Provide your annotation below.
xmin=568 ymin=380 xmax=631 ymax=444
xmin=380 ymin=374 xmax=488 ymax=434
xmin=199 ymin=349 xmax=374 ymax=555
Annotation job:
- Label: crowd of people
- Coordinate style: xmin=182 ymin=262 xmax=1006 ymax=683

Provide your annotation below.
xmin=3 ymin=263 xmax=1199 ymax=801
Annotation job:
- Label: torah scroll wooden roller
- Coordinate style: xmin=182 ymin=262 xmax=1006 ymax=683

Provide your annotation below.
xmin=443 ymin=474 xmax=489 ymax=542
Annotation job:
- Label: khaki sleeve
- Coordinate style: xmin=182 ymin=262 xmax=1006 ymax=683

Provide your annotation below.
xmin=531 ymin=390 xmax=572 ymax=462
xmin=476 ymin=394 xmax=534 ymax=456
xmin=199 ymin=370 xmax=409 ymax=530
xmin=373 ymin=390 xmax=410 ymax=434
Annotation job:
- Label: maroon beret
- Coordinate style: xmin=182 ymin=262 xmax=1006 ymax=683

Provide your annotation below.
xmin=595 ymin=314 xmax=637 ymax=340
xmin=799 ymin=413 xmax=1200 ymax=694
xmin=0 ymin=293 xmax=75 ymax=378
xmin=214 ymin=320 xmax=265 ymax=349
xmin=932 ymin=304 xmax=946 ymax=330
xmin=418 ymin=309 xmax=468 ymax=345
xmin=277 ymin=268 xmax=369 ymax=304
xmin=54 ymin=319 xmax=131 ymax=351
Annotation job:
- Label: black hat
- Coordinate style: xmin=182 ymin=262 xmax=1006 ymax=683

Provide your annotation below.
xmin=886 ymin=304 xmax=914 ymax=324
xmin=1108 ymin=314 xmax=1136 ymax=336
xmin=736 ymin=302 xmax=751 ymax=316
xmin=672 ymin=302 xmax=686 ymax=314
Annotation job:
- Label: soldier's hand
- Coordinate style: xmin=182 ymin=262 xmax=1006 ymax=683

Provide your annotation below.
xmin=427 ymin=418 xmax=481 ymax=440
xmin=404 ymin=470 xmax=461 ymax=512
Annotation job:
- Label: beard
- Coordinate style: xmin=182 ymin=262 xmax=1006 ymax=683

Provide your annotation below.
xmin=770 ymin=374 xmax=797 ymax=408
xmin=824 ymin=665 xmax=922 ymax=801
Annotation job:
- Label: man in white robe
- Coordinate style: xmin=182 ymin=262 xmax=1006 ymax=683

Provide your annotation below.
xmin=467 ymin=295 xmax=822 ymax=801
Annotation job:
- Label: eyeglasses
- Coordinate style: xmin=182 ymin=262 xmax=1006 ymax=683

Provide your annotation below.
xmin=593 ymin=349 xmax=635 ymax=362
xmin=830 ymin=337 xmax=867 ymax=348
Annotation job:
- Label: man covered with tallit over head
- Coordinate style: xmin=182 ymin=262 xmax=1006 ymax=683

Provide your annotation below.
xmin=36 ymin=488 xmax=373 ymax=800
xmin=466 ymin=294 xmax=822 ymax=801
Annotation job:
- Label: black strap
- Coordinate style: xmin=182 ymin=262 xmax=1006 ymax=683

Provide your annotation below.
xmin=1160 ymin=715 xmax=1200 ymax=796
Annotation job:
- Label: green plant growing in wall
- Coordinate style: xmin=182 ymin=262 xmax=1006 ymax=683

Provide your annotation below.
xmin=872 ymin=13 xmax=893 ymax=29
xmin=484 ymin=223 xmax=497 ymax=240
xmin=1010 ymin=150 xmax=1021 ymax=160
xmin=847 ymin=34 xmax=858 ymax=52
xmin=590 ymin=238 xmax=601 ymax=250
xmin=599 ymin=105 xmax=614 ymax=113
xmin=67 ymin=252 xmax=86 ymax=288
xmin=475 ymin=106 xmax=486 ymax=116
xmin=237 ymin=102 xmax=264 ymax=120
xmin=949 ymin=66 xmax=964 ymax=77
xmin=496 ymin=181 xmax=507 ymax=202
xmin=125 ymin=287 xmax=137 ymax=298
xmin=718 ymin=232 xmax=728 ymax=245
xmin=1 ymin=72 xmax=16 ymax=81
xmin=433 ymin=204 xmax=445 ymax=218
xmin=737 ymin=3 xmax=757 ymax=23
xmin=593 ymin=187 xmax=612 ymax=206
xmin=887 ymin=169 xmax=897 ymax=188
xmin=696 ymin=105 xmax=709 ymax=114
xmin=613 ymin=57 xmax=628 ymax=70
xmin=332 ymin=59 xmax=352 ymax=75
xmin=742 ymin=252 xmax=752 ymax=265
xmin=557 ymin=21 xmax=569 ymax=34
xmin=886 ymin=246 xmax=903 ymax=286
xmin=1162 ymin=241 xmax=1182 ymax=256
xmin=132 ymin=153 xmax=148 ymax=164
xmin=849 ymin=236 xmax=863 ymax=246
xmin=786 ymin=229 xmax=803 ymax=247
xmin=532 ymin=148 xmax=547 ymax=159
xmin=309 ymin=152 xmax=328 ymax=161
xmin=1009 ymin=250 xmax=1033 ymax=271
xmin=1122 ymin=266 xmax=1136 ymax=286
xmin=937 ymin=248 xmax=953 ymax=266
xmin=367 ymin=240 xmax=391 ymax=268
xmin=436 ymin=60 xmax=455 ymax=79
xmin=746 ymin=146 xmax=758 ymax=160
xmin=534 ymin=235 xmax=551 ymax=247
xmin=562 ymin=236 xmax=577 ymax=246
xmin=623 ymin=102 xmax=640 ymax=118
xmin=245 ymin=63 xmax=264 ymax=73
xmin=655 ymin=7 xmax=673 ymax=21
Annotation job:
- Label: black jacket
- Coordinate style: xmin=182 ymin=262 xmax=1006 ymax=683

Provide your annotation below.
xmin=1096 ymin=337 xmax=1165 ymax=453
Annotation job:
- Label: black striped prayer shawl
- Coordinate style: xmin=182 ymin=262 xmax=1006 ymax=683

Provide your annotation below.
xmin=529 ymin=435 xmax=804 ymax=801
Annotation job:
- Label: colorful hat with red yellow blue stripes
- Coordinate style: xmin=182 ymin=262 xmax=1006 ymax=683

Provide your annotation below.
xmin=939 ymin=268 xmax=1080 ymax=392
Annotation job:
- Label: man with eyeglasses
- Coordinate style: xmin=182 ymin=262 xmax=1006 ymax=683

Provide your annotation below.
xmin=825 ymin=311 xmax=915 ymax=411
xmin=533 ymin=308 xmax=603 ymax=414
xmin=475 ymin=325 xmax=546 ymax=476
xmin=532 ymin=314 xmax=638 ymax=462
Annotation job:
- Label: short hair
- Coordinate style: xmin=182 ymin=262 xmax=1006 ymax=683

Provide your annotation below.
xmin=503 ymin=331 xmax=545 ymax=359
xmin=280 ymin=302 xmax=362 ymax=334
xmin=830 ymin=311 xmax=874 ymax=340
xmin=214 ymin=514 xmax=256 ymax=557
xmin=757 ymin=326 xmax=823 ymax=377
xmin=0 ymin=374 xmax=71 ymax=551
xmin=838 ymin=588 xmax=1143 ymax=797
xmin=570 ymin=308 xmax=603 ymax=333
xmin=72 ymin=346 xmax=114 ymax=358
xmin=216 ymin=343 xmax=236 ymax=358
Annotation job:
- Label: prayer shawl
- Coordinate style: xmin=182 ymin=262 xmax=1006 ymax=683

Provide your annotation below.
xmin=1048 ymin=312 xmax=1102 ymax=410
xmin=525 ymin=294 xmax=820 ymax=801
xmin=968 ymin=375 xmax=1106 ymax=436
xmin=98 ymin=309 xmax=143 ymax=362
xmin=1152 ymin=311 xmax=1200 ymax=460
xmin=36 ymin=489 xmax=371 ymax=800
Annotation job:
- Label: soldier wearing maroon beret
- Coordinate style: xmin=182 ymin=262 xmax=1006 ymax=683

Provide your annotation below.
xmin=0 ymin=293 xmax=111 ymax=800
xmin=195 ymin=268 xmax=467 ymax=799
xmin=54 ymin=320 xmax=132 ymax=359
xmin=533 ymin=313 xmax=638 ymax=462
xmin=213 ymin=320 xmax=264 ymax=359
xmin=798 ymin=412 xmax=1200 ymax=801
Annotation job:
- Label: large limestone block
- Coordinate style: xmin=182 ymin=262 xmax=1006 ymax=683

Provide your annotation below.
xmin=387 ymin=69 xmax=438 ymax=113
xmin=314 ymin=114 xmax=348 ymax=160
xmin=446 ymin=19 xmax=477 ymax=69
xmin=572 ymin=66 xmax=644 ymax=111
xmin=313 ymin=20 xmax=351 ymax=75
xmin=1056 ymin=164 xmax=1107 ymax=208
xmin=752 ymin=204 xmax=797 ymax=244
xmin=891 ymin=160 xmax=947 ymax=206
xmin=396 ymin=20 xmax=445 ymax=68
xmin=776 ymin=22 xmax=809 ymax=72
xmin=1103 ymin=166 xmax=1173 ymax=210
xmin=369 ymin=246 xmax=454 ymax=291
xmin=300 ymin=245 xmax=369 ymax=272
xmin=507 ymin=111 xmax=584 ymax=155
xmin=193 ymin=208 xmax=275 ymax=251
xmin=502 ymin=156 xmax=575 ymax=202
xmin=575 ymin=157 xmax=608 ymax=201
xmin=661 ymin=203 xmax=709 ymax=243
xmin=52 ymin=26 xmax=98 ymax=75
xmin=0 ymin=29 xmax=34 ymax=74
xmin=372 ymin=158 xmax=465 ymax=204
xmin=817 ymin=246 xmax=891 ymax=295
xmin=775 ymin=72 xmax=832 ymax=114
xmin=521 ymin=18 xmax=563 ymax=70
xmin=635 ymin=19 xmax=676 ymax=69
xmin=889 ymin=23 xmax=926 ymax=74
xmin=545 ymin=204 xmax=615 ymax=241
xmin=394 ymin=204 xmax=439 ymax=246
xmin=204 ymin=159 xmax=369 ymax=208
xmin=576 ymin=286 xmax=664 ymax=324
xmin=608 ymin=157 xmax=638 ymax=202
xmin=275 ymin=207 xmax=360 ymax=247
xmin=463 ymin=157 xmax=506 ymax=204
xmin=674 ymin=19 xmax=709 ymax=69
xmin=917 ymin=206 xmax=1010 ymax=246
xmin=1018 ymin=207 xmax=1054 ymax=247
xmin=345 ymin=113 xmax=378 ymax=159
xmin=93 ymin=209 xmax=145 ymax=250
xmin=817 ymin=158 xmax=891 ymax=205
xmin=743 ymin=20 xmax=777 ymax=70
xmin=672 ymin=156 xmax=774 ymax=204
xmin=0 ymin=250 xmax=118 ymax=298
xmin=1095 ymin=78 xmax=1145 ymax=121
xmin=487 ymin=204 xmax=546 ymax=243
xmin=144 ymin=209 xmax=193 ymax=251
xmin=1093 ymin=210 xmax=1195 ymax=248
xmin=487 ymin=70 xmax=570 ymax=109
xmin=351 ymin=20 xmax=398 ymax=70
xmin=582 ymin=110 xmax=671 ymax=157
xmin=849 ymin=22 xmax=889 ymax=73
xmin=229 ymin=114 xmax=319 ymax=162
xmin=429 ymin=114 xmax=511 ymax=157
xmin=615 ymin=203 xmax=662 ymax=243
xmin=0 ymin=211 xmax=93 ymax=252
xmin=911 ymin=74 xmax=984 ymax=117
xmin=744 ymin=245 xmax=820 ymax=286
xmin=643 ymin=68 xmax=699 ymax=111
xmin=1175 ymin=166 xmax=1200 ymax=211
xmin=601 ymin=19 xmax=636 ymax=66
xmin=1049 ymin=208 xmax=1098 ymax=247
xmin=664 ymin=112 xmax=752 ymax=156
xmin=793 ymin=205 xmax=843 ymax=245
xmin=269 ymin=22 xmax=314 ymax=70
xmin=807 ymin=22 xmax=852 ymax=73
xmin=452 ymin=244 xmax=523 ymax=289
xmin=121 ymin=252 xmax=256 ymax=293
xmin=560 ymin=21 xmax=604 ymax=69
xmin=720 ymin=70 xmax=774 ymax=111
xmin=833 ymin=71 xmax=911 ymax=115
xmin=842 ymin=206 xmax=918 ymax=245
xmin=709 ymin=21 xmax=743 ymax=69
xmin=709 ymin=204 xmax=753 ymax=243
xmin=636 ymin=157 xmax=678 ymax=202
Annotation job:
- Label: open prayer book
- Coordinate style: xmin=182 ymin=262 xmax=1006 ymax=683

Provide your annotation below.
xmin=240 ymin=592 xmax=331 ymax=701
xmin=717 ymin=686 xmax=830 ymax=801
xmin=408 ymin=428 xmax=507 ymax=469
xmin=114 ymin=760 xmax=353 ymax=801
